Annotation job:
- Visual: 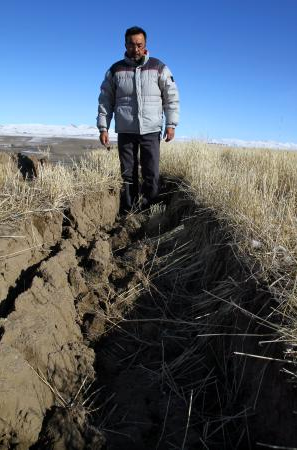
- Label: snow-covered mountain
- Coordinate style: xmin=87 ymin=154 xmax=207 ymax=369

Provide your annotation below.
xmin=207 ymin=137 xmax=297 ymax=151
xmin=0 ymin=124 xmax=117 ymax=140
xmin=0 ymin=124 xmax=296 ymax=150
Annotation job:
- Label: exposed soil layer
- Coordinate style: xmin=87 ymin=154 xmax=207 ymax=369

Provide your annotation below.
xmin=1 ymin=181 xmax=297 ymax=449
xmin=0 ymin=188 xmax=119 ymax=448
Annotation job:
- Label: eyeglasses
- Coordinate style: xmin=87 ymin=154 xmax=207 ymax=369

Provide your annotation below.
xmin=126 ymin=42 xmax=145 ymax=49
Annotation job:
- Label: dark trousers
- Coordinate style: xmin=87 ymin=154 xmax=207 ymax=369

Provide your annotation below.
xmin=117 ymin=132 xmax=161 ymax=210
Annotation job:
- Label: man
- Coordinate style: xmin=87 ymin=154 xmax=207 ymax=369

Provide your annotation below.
xmin=97 ymin=26 xmax=179 ymax=212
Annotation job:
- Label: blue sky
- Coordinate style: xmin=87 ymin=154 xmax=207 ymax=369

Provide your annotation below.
xmin=1 ymin=0 xmax=296 ymax=142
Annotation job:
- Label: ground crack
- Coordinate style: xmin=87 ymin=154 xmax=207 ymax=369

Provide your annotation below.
xmin=0 ymin=241 xmax=61 ymax=320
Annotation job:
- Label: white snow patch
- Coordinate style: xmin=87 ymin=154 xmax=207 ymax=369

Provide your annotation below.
xmin=207 ymin=138 xmax=297 ymax=151
xmin=176 ymin=137 xmax=297 ymax=150
xmin=0 ymin=124 xmax=117 ymax=140
xmin=21 ymin=149 xmax=46 ymax=155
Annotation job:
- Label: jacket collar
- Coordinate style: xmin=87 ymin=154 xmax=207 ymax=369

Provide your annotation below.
xmin=124 ymin=49 xmax=150 ymax=67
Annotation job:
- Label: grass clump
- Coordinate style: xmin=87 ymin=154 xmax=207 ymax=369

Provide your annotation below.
xmin=0 ymin=150 xmax=121 ymax=226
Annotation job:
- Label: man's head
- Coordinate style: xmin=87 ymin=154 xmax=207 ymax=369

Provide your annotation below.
xmin=125 ymin=26 xmax=147 ymax=62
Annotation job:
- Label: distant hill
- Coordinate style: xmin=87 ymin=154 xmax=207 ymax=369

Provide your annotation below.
xmin=0 ymin=124 xmax=117 ymax=141
xmin=0 ymin=124 xmax=297 ymax=150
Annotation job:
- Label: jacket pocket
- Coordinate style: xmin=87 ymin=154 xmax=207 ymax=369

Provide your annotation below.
xmin=115 ymin=105 xmax=136 ymax=130
xmin=142 ymin=102 xmax=163 ymax=130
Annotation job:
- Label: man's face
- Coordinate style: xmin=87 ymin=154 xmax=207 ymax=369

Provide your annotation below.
xmin=125 ymin=33 xmax=146 ymax=61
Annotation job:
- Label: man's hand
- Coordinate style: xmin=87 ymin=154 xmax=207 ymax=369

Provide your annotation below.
xmin=163 ymin=127 xmax=175 ymax=142
xmin=100 ymin=130 xmax=110 ymax=149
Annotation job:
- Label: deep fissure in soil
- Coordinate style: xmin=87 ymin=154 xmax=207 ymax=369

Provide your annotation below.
xmin=32 ymin=185 xmax=297 ymax=450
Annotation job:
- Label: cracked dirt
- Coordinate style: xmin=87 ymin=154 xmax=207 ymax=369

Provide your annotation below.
xmin=0 ymin=188 xmax=119 ymax=448
xmin=1 ymin=185 xmax=297 ymax=450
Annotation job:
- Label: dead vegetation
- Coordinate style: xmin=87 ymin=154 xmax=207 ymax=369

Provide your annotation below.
xmin=0 ymin=150 xmax=121 ymax=226
xmin=1 ymin=142 xmax=297 ymax=449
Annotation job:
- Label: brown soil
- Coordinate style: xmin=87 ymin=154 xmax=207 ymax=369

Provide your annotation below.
xmin=0 ymin=188 xmax=119 ymax=449
xmin=1 ymin=180 xmax=297 ymax=449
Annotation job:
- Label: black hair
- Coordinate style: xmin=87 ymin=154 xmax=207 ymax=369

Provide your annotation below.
xmin=125 ymin=26 xmax=147 ymax=42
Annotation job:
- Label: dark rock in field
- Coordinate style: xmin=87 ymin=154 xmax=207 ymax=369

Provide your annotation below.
xmin=16 ymin=153 xmax=49 ymax=179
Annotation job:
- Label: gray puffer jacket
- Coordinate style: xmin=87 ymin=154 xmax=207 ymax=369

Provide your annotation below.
xmin=97 ymin=50 xmax=179 ymax=135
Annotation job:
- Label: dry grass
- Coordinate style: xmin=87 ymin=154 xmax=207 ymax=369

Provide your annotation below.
xmin=0 ymin=150 xmax=121 ymax=226
xmin=160 ymin=141 xmax=297 ymax=338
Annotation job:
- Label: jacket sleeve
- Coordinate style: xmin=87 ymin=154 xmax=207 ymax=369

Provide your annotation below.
xmin=158 ymin=65 xmax=179 ymax=128
xmin=96 ymin=69 xmax=115 ymax=131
